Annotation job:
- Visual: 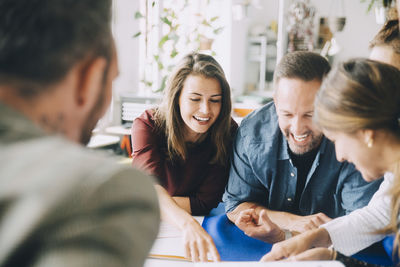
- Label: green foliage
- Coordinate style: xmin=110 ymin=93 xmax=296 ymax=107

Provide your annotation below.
xmin=134 ymin=11 xmax=144 ymax=19
xmin=134 ymin=1 xmax=223 ymax=92
xmin=133 ymin=31 xmax=141 ymax=38
xmin=361 ymin=0 xmax=393 ymax=12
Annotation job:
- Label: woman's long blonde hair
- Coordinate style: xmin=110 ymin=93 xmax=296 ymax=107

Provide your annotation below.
xmin=314 ymin=58 xmax=400 ymax=256
xmin=154 ymin=52 xmax=232 ymax=165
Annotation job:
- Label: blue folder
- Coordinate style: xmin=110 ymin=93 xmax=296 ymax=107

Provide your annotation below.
xmin=202 ymin=214 xmax=272 ymax=261
xmin=202 ymin=212 xmax=394 ymax=265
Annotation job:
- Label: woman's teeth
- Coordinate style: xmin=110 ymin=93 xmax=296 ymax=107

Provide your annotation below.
xmin=194 ymin=116 xmax=210 ymax=122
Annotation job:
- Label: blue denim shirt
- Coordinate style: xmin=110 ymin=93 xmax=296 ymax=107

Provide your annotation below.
xmin=223 ymin=102 xmax=382 ymax=218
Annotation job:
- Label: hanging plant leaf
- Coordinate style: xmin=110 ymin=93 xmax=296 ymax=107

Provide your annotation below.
xmin=367 ymin=0 xmax=376 ymax=12
xmin=161 ymin=16 xmax=172 ymax=26
xmin=152 ymin=1 xmax=155 ymax=7
xmin=134 ymin=11 xmax=144 ymax=19
xmin=170 ymin=49 xmax=178 ymax=58
xmin=156 ymin=75 xmax=168 ymax=92
xmin=132 ymin=31 xmax=141 ymax=38
xmin=158 ymin=35 xmax=170 ymax=48
xmin=158 ymin=61 xmax=164 ymax=70
xmin=201 ymin=19 xmax=211 ymax=27
xmin=140 ymin=79 xmax=153 ymax=87
xmin=213 ymin=27 xmax=224 ymax=35
xmin=210 ymin=16 xmax=219 ymax=22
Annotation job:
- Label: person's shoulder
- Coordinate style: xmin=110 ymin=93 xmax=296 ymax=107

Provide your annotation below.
xmin=33 ymin=137 xmax=156 ymax=187
xmin=237 ymin=101 xmax=278 ymax=137
xmin=240 ymin=101 xmax=277 ymax=126
xmin=60 ymin=139 xmax=153 ymax=181
xmin=131 ymin=109 xmax=163 ymax=139
xmin=134 ymin=109 xmax=157 ymax=127
xmin=229 ymin=117 xmax=239 ymax=132
xmin=1 ymin=135 xmax=159 ymax=210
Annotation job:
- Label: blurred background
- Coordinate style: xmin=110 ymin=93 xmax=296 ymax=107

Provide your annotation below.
xmin=89 ymin=0 xmax=397 ymax=154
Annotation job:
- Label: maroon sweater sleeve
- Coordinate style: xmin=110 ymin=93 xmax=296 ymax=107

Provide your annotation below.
xmin=130 ymin=110 xmax=170 ymax=187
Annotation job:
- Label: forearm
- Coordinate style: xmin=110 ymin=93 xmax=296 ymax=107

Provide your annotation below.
xmin=172 ymin=196 xmax=191 ymax=214
xmin=308 ymin=227 xmax=332 ymax=248
xmin=154 ymin=185 xmax=195 ymax=229
xmin=264 ymin=209 xmax=301 ymax=230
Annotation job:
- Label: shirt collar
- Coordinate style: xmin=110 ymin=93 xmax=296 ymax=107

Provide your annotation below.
xmin=0 ymin=101 xmax=45 ymax=143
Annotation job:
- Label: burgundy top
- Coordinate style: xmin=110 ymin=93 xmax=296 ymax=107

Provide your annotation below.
xmin=131 ymin=109 xmax=237 ymax=215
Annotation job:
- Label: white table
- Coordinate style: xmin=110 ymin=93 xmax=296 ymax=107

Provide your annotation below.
xmin=105 ymin=125 xmax=131 ymax=136
xmin=87 ymin=134 xmax=120 ymax=149
xmin=144 ymin=219 xmax=344 ymax=267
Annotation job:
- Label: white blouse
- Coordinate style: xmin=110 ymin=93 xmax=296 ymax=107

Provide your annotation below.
xmin=321 ymin=173 xmax=393 ymax=256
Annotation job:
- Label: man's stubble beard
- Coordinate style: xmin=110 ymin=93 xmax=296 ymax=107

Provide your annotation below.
xmin=284 ymin=129 xmax=323 ymax=155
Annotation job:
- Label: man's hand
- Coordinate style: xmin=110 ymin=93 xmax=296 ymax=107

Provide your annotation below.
xmin=234 ymin=209 xmax=285 ymax=243
xmin=288 ymin=213 xmax=331 ymax=233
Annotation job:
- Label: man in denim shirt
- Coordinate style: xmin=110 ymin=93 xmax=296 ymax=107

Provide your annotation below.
xmin=223 ymin=52 xmax=382 ymax=243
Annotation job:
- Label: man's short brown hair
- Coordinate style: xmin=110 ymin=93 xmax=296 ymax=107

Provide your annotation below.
xmin=273 ymin=51 xmax=331 ymax=89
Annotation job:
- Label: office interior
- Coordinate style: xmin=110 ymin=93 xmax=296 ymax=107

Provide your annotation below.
xmin=89 ymin=0 xmax=389 ymax=152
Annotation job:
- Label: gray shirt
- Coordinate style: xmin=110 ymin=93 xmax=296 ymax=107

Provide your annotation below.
xmin=0 ymin=102 xmax=159 ymax=267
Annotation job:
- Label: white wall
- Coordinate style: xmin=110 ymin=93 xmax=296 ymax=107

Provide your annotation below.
xmin=228 ymin=0 xmax=382 ymax=95
xmin=313 ymin=0 xmax=380 ymax=62
xmin=109 ymin=0 xmax=383 ymax=125
xmin=110 ymin=0 xmax=140 ymax=124
xmin=112 ymin=0 xmax=140 ymax=95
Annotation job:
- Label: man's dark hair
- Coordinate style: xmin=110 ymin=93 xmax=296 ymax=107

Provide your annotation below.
xmin=0 ymin=0 xmax=113 ymax=97
xmin=273 ymin=51 xmax=331 ymax=86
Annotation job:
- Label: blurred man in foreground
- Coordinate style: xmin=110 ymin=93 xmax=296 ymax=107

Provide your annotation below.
xmin=0 ymin=1 xmax=159 ymax=266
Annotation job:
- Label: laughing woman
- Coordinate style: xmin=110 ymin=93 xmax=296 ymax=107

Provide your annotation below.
xmin=131 ymin=53 xmax=237 ymax=262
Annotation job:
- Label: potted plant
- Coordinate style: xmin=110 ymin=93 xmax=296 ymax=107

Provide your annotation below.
xmin=361 ymin=0 xmax=397 ymax=24
xmin=134 ymin=0 xmax=223 ymax=93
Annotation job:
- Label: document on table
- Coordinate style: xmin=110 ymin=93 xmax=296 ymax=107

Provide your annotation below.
xmin=148 ymin=217 xmax=204 ymax=261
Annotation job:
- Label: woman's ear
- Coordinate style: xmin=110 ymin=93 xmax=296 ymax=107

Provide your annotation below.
xmin=362 ymin=129 xmax=375 ymax=148
xmin=74 ymin=57 xmax=107 ymax=109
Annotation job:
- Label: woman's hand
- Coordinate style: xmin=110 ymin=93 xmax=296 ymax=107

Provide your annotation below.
xmin=260 ymin=228 xmax=331 ymax=261
xmin=182 ymin=219 xmax=220 ymax=262
xmin=154 ymin=185 xmax=220 ymax=262
xmin=286 ymin=248 xmax=334 ymax=261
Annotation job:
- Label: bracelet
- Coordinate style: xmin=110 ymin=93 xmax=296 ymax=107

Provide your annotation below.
xmin=283 ymin=229 xmax=292 ymax=240
xmin=330 ymin=248 xmax=337 ymax=260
